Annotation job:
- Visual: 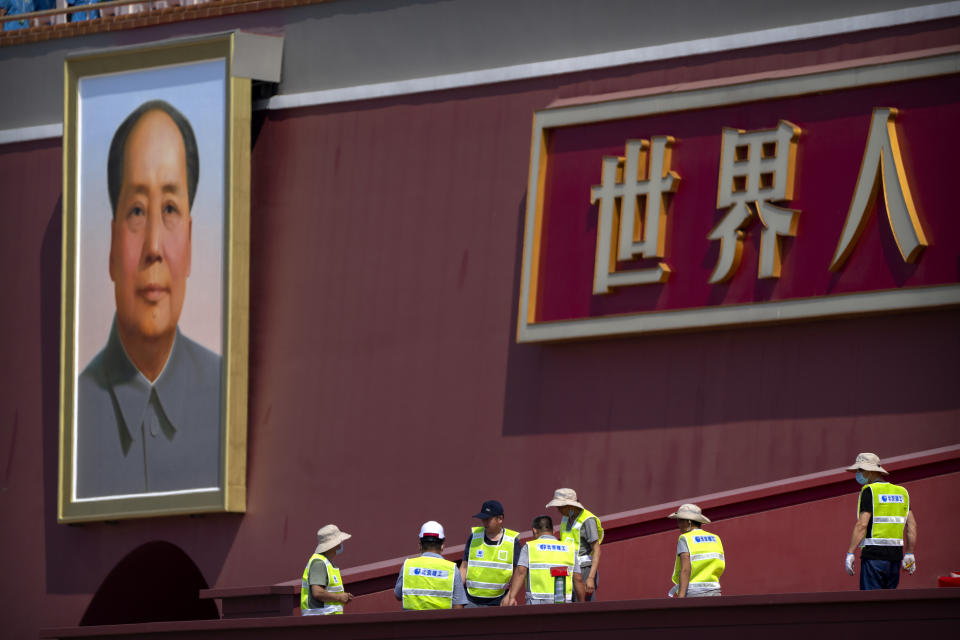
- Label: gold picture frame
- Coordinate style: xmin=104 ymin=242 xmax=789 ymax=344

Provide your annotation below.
xmin=59 ymin=35 xmax=250 ymax=522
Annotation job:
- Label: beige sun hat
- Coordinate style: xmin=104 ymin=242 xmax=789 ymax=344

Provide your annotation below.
xmin=668 ymin=503 xmax=711 ymax=524
xmin=545 ymin=488 xmax=585 ymax=510
xmin=845 ymin=452 xmax=889 ymax=475
xmin=315 ymin=524 xmax=352 ymax=554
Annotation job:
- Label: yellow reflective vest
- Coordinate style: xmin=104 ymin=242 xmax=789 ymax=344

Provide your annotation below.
xmin=527 ymin=538 xmax=577 ymax=602
xmin=860 ymin=482 xmax=909 ymax=547
xmin=300 ymin=553 xmax=345 ymax=614
xmin=465 ymin=527 xmax=518 ymax=598
xmin=672 ymin=529 xmax=724 ymax=594
xmin=401 ymin=555 xmax=457 ymax=610
xmin=561 ymin=508 xmax=604 ymax=563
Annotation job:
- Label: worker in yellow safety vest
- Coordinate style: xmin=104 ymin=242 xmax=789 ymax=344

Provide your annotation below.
xmin=300 ymin=524 xmax=354 ymax=615
xmin=546 ymin=488 xmax=604 ymax=601
xmin=503 ymin=514 xmax=585 ymax=605
xmin=460 ymin=500 xmax=519 ymax=607
xmin=844 ymin=452 xmax=918 ymax=590
xmin=668 ymin=504 xmax=724 ymax=597
xmin=395 ymin=521 xmax=467 ymax=610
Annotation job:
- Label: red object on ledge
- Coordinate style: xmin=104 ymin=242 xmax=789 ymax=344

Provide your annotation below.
xmin=937 ymin=571 xmax=960 ymax=587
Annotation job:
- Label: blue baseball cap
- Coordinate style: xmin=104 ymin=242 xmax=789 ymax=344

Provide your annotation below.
xmin=473 ymin=500 xmax=504 ymax=519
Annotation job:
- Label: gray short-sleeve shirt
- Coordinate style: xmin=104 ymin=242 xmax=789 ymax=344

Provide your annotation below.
xmin=308 ymin=559 xmax=330 ymax=587
xmin=305 ymin=557 xmax=331 ymax=610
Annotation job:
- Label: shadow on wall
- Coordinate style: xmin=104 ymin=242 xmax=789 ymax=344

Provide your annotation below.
xmin=501 ymin=193 xmax=960 ymax=437
xmin=81 ymin=541 xmax=219 ymax=625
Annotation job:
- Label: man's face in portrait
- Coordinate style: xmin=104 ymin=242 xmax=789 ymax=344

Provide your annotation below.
xmin=109 ymin=109 xmax=192 ymax=348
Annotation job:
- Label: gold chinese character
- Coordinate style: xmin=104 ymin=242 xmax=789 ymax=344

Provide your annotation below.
xmin=590 ymin=137 xmax=679 ymax=294
xmin=709 ymin=120 xmax=801 ymax=283
xmin=830 ymin=107 xmax=927 ymax=271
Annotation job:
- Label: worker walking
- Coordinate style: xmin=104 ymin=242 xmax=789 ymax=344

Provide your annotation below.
xmin=844 ymin=452 xmax=918 ymax=590
xmin=546 ymin=488 xmax=603 ymax=600
xmin=503 ymin=514 xmax=585 ymax=605
xmin=460 ymin=500 xmax=520 ymax=607
xmin=667 ymin=504 xmax=724 ymax=597
xmin=395 ymin=521 xmax=467 ymax=610
xmin=300 ymin=524 xmax=354 ymax=615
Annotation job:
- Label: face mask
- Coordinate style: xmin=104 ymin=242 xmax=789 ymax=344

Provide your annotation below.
xmin=855 ymin=471 xmax=868 ymax=485
xmin=335 ymin=543 xmax=344 ymax=555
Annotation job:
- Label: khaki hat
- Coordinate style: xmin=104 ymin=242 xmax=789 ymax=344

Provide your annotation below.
xmin=668 ymin=503 xmax=711 ymax=524
xmin=846 ymin=452 xmax=889 ymax=475
xmin=545 ymin=488 xmax=585 ymax=510
xmin=315 ymin=524 xmax=352 ymax=554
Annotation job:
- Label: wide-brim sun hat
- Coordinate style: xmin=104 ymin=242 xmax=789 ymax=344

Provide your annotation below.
xmin=315 ymin=524 xmax=352 ymax=554
xmin=545 ymin=487 xmax=585 ymax=510
xmin=845 ymin=452 xmax=889 ymax=475
xmin=668 ymin=503 xmax=711 ymax=524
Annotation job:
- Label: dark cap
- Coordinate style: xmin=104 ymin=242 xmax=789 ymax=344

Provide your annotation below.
xmin=473 ymin=500 xmax=504 ymax=519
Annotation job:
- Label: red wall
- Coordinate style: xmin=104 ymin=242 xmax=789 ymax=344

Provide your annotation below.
xmin=2 ymin=15 xmax=959 ymax=640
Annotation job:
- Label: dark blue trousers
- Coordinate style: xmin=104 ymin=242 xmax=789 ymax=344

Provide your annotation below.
xmin=860 ymin=557 xmax=900 ymax=590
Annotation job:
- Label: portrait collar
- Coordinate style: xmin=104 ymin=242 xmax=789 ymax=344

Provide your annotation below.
xmin=105 ymin=318 xmax=189 ymax=444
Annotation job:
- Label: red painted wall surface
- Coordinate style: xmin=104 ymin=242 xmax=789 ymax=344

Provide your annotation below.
xmin=2 ymin=15 xmax=960 ymax=640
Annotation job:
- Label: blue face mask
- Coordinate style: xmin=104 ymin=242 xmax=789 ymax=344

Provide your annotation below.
xmin=335 ymin=543 xmax=344 ymax=555
xmin=855 ymin=471 xmax=868 ymax=485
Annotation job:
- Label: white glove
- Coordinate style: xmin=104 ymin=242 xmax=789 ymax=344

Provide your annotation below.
xmin=845 ymin=552 xmax=855 ymax=575
xmin=902 ymin=553 xmax=916 ymax=574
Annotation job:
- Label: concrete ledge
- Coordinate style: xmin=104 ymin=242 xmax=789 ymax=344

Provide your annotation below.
xmin=41 ymin=588 xmax=960 ymax=638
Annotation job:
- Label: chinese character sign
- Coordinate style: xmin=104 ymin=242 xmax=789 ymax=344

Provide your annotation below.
xmin=517 ymin=56 xmax=960 ymax=342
